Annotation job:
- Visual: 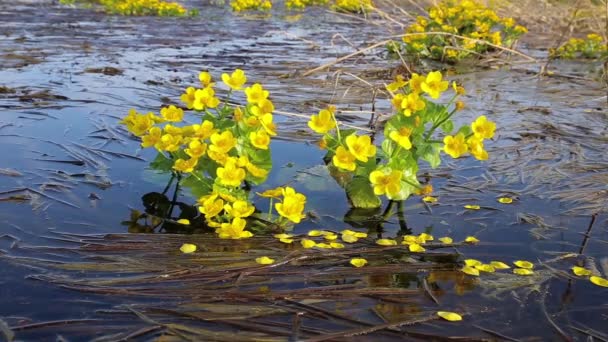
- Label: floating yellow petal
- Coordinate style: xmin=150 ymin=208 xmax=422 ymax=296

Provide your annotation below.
xmin=180 ymin=243 xmax=197 ymax=254
xmin=513 ymin=260 xmax=534 ymax=269
xmin=279 ymin=238 xmax=294 ymax=244
xmin=176 ymin=219 xmax=190 ymax=225
xmin=572 ymin=266 xmax=592 ymax=277
xmin=475 ymin=264 xmax=496 ymax=273
xmin=409 ymin=243 xmax=426 ymax=253
xmin=464 ymin=259 xmax=481 ymax=267
xmin=255 ymin=256 xmax=275 ymax=265
xmin=490 ymin=261 xmax=510 ymax=269
xmin=330 ymin=242 xmax=345 ymax=249
xmin=308 ymin=230 xmax=325 ymax=237
xmin=315 ymin=243 xmax=332 ymax=249
xmin=464 ymin=205 xmax=480 ymax=210
xmin=274 ymin=233 xmax=293 ymax=239
xmin=461 ymin=266 xmax=480 ymax=276
xmin=590 ymin=276 xmax=608 ymax=287
xmin=324 ymin=233 xmax=338 ymax=240
xmin=439 ymin=237 xmax=453 ymax=244
xmin=350 ymin=258 xmax=368 ymax=268
xmin=422 ymin=196 xmax=438 ymax=203
xmin=498 ymin=197 xmax=513 ymax=204
xmin=301 ymin=239 xmax=316 ymax=248
xmin=437 ymin=311 xmax=463 ymax=322
xmin=465 ymin=236 xmax=480 ymax=244
xmin=376 ymin=239 xmax=398 ymax=246
xmin=513 ymin=268 xmax=534 ymax=276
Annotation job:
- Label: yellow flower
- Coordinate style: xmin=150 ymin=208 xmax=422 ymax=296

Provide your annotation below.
xmin=245 ymin=83 xmax=269 ymax=104
xmin=409 ymin=243 xmax=426 ymax=252
xmin=465 ymin=236 xmax=480 ymax=244
xmin=324 ymin=232 xmax=338 ymax=240
xmin=274 ymin=233 xmax=293 ymax=239
xmin=474 ymin=264 xmax=496 ymax=273
xmin=308 ymin=230 xmax=326 ymax=237
xmin=224 ymin=200 xmax=255 ymax=218
xmin=217 ymin=158 xmax=246 ymax=187
xmin=490 ymin=261 xmax=510 ymax=269
xmin=173 ymin=157 xmax=198 ymax=173
xmin=221 ymin=69 xmax=247 ymax=90
xmin=308 ymin=107 xmax=336 ymax=134
xmin=208 ymin=150 xmax=229 ymax=165
xmin=590 ymin=276 xmax=608 ymax=287
xmin=123 ymin=112 xmax=154 ymax=137
xmin=191 ymin=120 xmax=217 ymax=140
xmin=471 ymin=115 xmax=496 ymax=139
xmin=376 ymin=238 xmax=397 ymax=246
xmin=513 ymin=260 xmax=534 ymax=269
xmin=332 ymin=146 xmax=357 ymax=171
xmin=461 ymin=266 xmax=480 ymax=276
xmin=141 ymin=127 xmax=162 ymax=148
xmin=439 ymin=236 xmax=453 ymax=244
xmin=350 ymin=258 xmax=368 ymax=267
xmin=155 ymin=134 xmax=182 ymax=152
xmin=420 ymin=71 xmax=449 ymax=99
xmin=513 ymin=268 xmax=534 ymax=276
xmin=330 ymin=242 xmax=345 ymax=248
xmin=399 ymin=92 xmax=426 ymax=117
xmin=180 ymin=243 xmax=197 ymax=254
xmin=275 ymin=187 xmax=306 ymax=223
xmin=467 ymin=136 xmax=488 ymax=161
xmin=246 ymin=162 xmax=269 ymax=179
xmin=464 ymin=259 xmax=481 ymax=267
xmin=249 ymin=130 xmax=270 ymax=150
xmin=258 ymin=187 xmax=283 ymax=198
xmin=301 ymin=238 xmax=317 ymax=248
xmin=160 ymin=105 xmax=184 ymax=122
xmin=250 ymin=99 xmax=274 ymax=117
xmin=260 ymin=113 xmax=277 ymax=136
xmin=180 ymin=87 xmax=197 ymax=109
xmin=198 ymin=71 xmax=214 ymax=87
xmin=255 ymin=256 xmax=275 ymax=265
xmin=198 ymin=196 xmax=224 ymax=219
xmin=437 ymin=311 xmax=462 ymax=322
xmin=443 ymin=133 xmax=468 ymax=158
xmin=345 ymin=135 xmax=376 ymax=162
xmin=389 ymin=127 xmax=413 ymax=149
xmin=455 ymin=101 xmax=465 ymax=111
xmin=452 ymin=82 xmax=466 ymax=95
xmin=369 ymin=169 xmax=402 ymax=197
xmin=315 ymin=243 xmax=332 ymax=249
xmin=386 ymin=74 xmax=407 ymax=92
xmin=185 ymin=140 xmax=207 ymax=158
xmin=279 ymin=238 xmax=294 ymax=244
xmin=422 ymin=196 xmax=438 ymax=203
xmin=209 ymin=131 xmax=237 ymax=154
xmin=216 ymin=217 xmax=253 ymax=239
xmin=193 ymin=87 xmax=220 ymax=110
xmin=572 ymin=266 xmax=592 ymax=277
xmin=498 ymin=197 xmax=513 ymax=204
xmin=408 ymin=73 xmax=425 ymax=94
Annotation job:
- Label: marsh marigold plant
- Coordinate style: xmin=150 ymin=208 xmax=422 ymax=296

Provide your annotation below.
xmin=121 ymin=69 xmax=306 ymax=238
xmin=308 ymin=70 xmax=495 ymax=208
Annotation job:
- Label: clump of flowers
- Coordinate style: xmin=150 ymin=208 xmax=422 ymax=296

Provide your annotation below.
xmin=230 ymin=0 xmax=272 ymax=11
xmin=550 ymin=33 xmax=607 ymax=59
xmin=332 ymin=0 xmax=373 ymax=13
xmin=395 ymin=0 xmax=527 ymax=61
xmin=61 ymin=0 xmax=195 ymax=16
xmin=121 ymin=69 xmax=306 ymax=239
xmin=309 ymin=71 xmax=496 ymax=208
xmin=285 ymin=0 xmax=328 ymax=10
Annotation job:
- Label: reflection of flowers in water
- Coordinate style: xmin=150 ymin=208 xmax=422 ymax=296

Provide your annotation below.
xmin=426 ymin=270 xmax=479 ymax=296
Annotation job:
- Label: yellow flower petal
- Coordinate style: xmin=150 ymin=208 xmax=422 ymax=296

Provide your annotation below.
xmin=464 ymin=259 xmax=482 ymax=267
xmin=464 ymin=236 xmax=480 ymax=244
xmin=464 ymin=204 xmax=480 ymax=210
xmin=350 ymin=258 xmax=368 ymax=268
xmin=176 ymin=219 xmax=190 ymax=225
xmin=342 ymin=234 xmax=359 ymax=243
xmin=324 ymin=233 xmax=338 ymax=240
xmin=301 ymin=238 xmax=316 ymax=248
xmin=330 ymin=242 xmax=345 ymax=248
xmin=474 ymin=264 xmax=496 ymax=273
xmin=353 ymin=232 xmax=368 ymax=238
xmin=376 ymin=238 xmax=398 ymax=246
xmin=437 ymin=311 xmax=463 ymax=322
xmin=279 ymin=238 xmax=294 ymax=244
xmin=572 ymin=266 xmax=592 ymax=277
xmin=418 ymin=233 xmax=434 ymax=242
xmin=513 ymin=268 xmax=534 ymax=276
xmin=180 ymin=243 xmax=197 ymax=254
xmin=274 ymin=233 xmax=293 ymax=239
xmin=439 ymin=237 xmax=453 ymax=244
xmin=498 ymin=197 xmax=513 ymax=204
xmin=590 ymin=276 xmax=608 ymax=287
xmin=409 ymin=243 xmax=426 ymax=253
xmin=461 ymin=266 xmax=480 ymax=276
xmin=422 ymin=196 xmax=438 ymax=203
xmin=315 ymin=243 xmax=332 ymax=249
xmin=255 ymin=256 xmax=275 ymax=265
xmin=513 ymin=260 xmax=534 ymax=269
xmin=308 ymin=230 xmax=325 ymax=237
xmin=490 ymin=261 xmax=510 ymax=269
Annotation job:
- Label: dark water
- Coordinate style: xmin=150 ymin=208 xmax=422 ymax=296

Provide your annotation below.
xmin=1 ymin=0 xmax=607 ymax=340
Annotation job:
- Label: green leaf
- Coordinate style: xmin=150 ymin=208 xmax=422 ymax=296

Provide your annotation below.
xmin=346 ymin=176 xmax=382 ymax=209
xmin=456 ymin=124 xmax=473 ymax=137
xmin=180 ymin=173 xmax=213 ymax=199
xmin=149 ymin=152 xmax=173 ymax=172
xmin=417 ymin=142 xmax=442 ymax=168
xmin=440 ymin=119 xmax=454 ymax=134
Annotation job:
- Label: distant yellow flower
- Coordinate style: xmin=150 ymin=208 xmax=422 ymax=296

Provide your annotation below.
xmin=222 ymin=69 xmax=247 ymax=90
xmin=255 ymin=256 xmax=275 ymax=265
xmin=461 ymin=266 xmax=480 ymax=276
xmin=275 ymin=187 xmax=306 ymax=223
xmin=437 ymin=311 xmax=463 ymax=321
xmin=209 ymin=131 xmax=237 ymax=154
xmin=224 ymin=200 xmax=255 ymax=218
xmin=455 ymin=101 xmax=465 ymax=111
xmin=180 ymin=243 xmax=197 ymax=254
xmin=332 ymin=146 xmax=357 ymax=171
xmin=350 ymin=258 xmax=368 ymax=267
xmin=301 ymin=238 xmax=316 ymax=248
xmin=198 ymin=71 xmax=214 ymax=87
xmin=180 ymin=87 xmax=197 ymax=109
xmin=386 ymin=75 xmax=407 ymax=92
xmin=513 ymin=260 xmax=534 ymax=269
xmin=376 ymin=238 xmax=397 ymax=246
xmin=345 ymin=135 xmax=376 ymax=162
xmin=216 ymin=217 xmax=253 ymax=239
xmin=216 ymin=158 xmax=246 ymax=187
xmin=173 ymin=157 xmax=198 ymax=173
xmin=399 ymin=92 xmax=426 ymax=117
xmin=409 ymin=73 xmax=425 ymax=93
xmin=443 ymin=133 xmax=468 ymax=158
xmin=245 ymin=83 xmax=269 ymax=104
xmin=572 ymin=266 xmax=592 ymax=277
xmin=590 ymin=276 xmax=608 ymax=287
xmin=193 ymin=87 xmax=220 ymax=110
xmin=249 ymin=130 xmax=270 ymax=150
xmin=315 ymin=243 xmax=332 ymax=249
xmin=513 ymin=268 xmax=534 ymax=276
xmin=471 ymin=115 xmax=496 ymax=139
xmin=308 ymin=107 xmax=336 ymax=134
xmin=191 ymin=120 xmax=217 ymax=140
xmin=160 ymin=105 xmax=184 ymax=122
xmin=420 ymin=71 xmax=449 ymax=99
xmin=498 ymin=197 xmax=513 ymax=204
xmin=389 ymin=127 xmax=413 ymax=149
xmin=369 ymin=169 xmax=402 ymax=197
xmin=464 ymin=236 xmax=480 ymax=244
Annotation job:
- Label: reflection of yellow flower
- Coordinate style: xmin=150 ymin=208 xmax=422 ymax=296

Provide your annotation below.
xmin=275 ymin=187 xmax=306 ymax=223
xmin=420 ymin=71 xmax=449 ymax=99
xmin=217 ymin=158 xmax=246 ymax=187
xmin=472 ymin=115 xmax=496 ymax=139
xmin=222 ymin=69 xmax=247 ymax=90
xmin=345 ymin=135 xmax=376 ymax=162
xmin=443 ymin=133 xmax=468 ymax=158
xmin=332 ymin=146 xmax=357 ymax=171
xmin=308 ymin=107 xmax=336 ymax=134
xmin=217 ymin=217 xmax=253 ymax=239
xmin=369 ymin=169 xmax=402 ymax=197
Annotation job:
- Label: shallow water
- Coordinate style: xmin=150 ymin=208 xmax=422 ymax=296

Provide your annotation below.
xmin=1 ymin=0 xmax=607 ymax=340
